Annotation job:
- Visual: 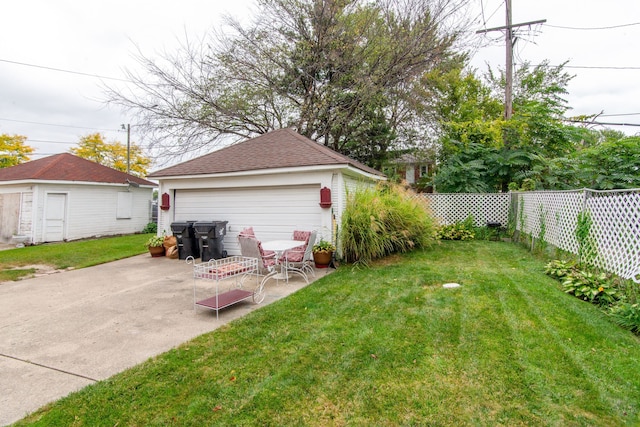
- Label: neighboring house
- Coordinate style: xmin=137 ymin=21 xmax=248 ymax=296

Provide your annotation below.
xmin=0 ymin=153 xmax=156 ymax=245
xmin=148 ymin=128 xmax=386 ymax=255
xmin=389 ymin=153 xmax=434 ymax=193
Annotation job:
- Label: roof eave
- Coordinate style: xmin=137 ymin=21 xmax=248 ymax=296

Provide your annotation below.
xmin=0 ymin=179 xmax=156 ymax=188
xmin=149 ymin=163 xmax=384 ymax=181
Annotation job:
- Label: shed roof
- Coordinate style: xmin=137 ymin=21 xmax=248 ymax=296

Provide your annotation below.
xmin=0 ymin=153 xmax=156 ymax=186
xmin=148 ymin=128 xmax=384 ymax=178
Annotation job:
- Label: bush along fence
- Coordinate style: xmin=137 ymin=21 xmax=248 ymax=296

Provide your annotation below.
xmin=421 ymin=189 xmax=640 ymax=284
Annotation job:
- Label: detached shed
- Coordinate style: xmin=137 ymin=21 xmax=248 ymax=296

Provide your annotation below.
xmin=148 ymin=128 xmax=385 ymax=255
xmin=0 ymin=153 xmax=156 ymax=245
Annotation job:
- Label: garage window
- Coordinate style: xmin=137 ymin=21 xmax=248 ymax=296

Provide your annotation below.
xmin=116 ymin=192 xmax=132 ymax=219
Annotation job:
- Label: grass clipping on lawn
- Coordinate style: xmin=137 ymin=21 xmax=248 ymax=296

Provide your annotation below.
xmin=17 ymin=241 xmax=640 ymax=426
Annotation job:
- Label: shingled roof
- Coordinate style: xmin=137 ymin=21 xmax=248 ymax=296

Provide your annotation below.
xmin=148 ymin=128 xmax=384 ymax=178
xmin=0 ymin=153 xmax=156 ymax=186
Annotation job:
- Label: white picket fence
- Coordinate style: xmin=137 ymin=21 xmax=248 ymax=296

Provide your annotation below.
xmin=421 ymin=190 xmax=640 ymax=283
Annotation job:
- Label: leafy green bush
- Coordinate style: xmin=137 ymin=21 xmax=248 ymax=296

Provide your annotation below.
xmin=340 ymin=182 xmax=436 ymax=265
xmin=545 ymin=258 xmax=638 ymax=334
xmin=142 ymin=222 xmax=157 ymax=234
xmin=544 ymin=259 xmax=576 ymax=280
xmin=609 ymin=302 xmax=640 ymax=334
xmin=436 ymin=217 xmax=475 ymax=241
xmin=562 ymin=270 xmax=620 ymax=307
xmin=436 ymin=223 xmax=475 ymax=240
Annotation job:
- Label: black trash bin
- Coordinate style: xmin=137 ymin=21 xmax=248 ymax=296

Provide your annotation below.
xmin=194 ymin=221 xmax=228 ymax=261
xmin=170 ymin=221 xmax=200 ymax=260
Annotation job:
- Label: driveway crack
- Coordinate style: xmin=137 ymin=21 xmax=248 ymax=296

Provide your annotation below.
xmin=0 ymin=352 xmax=98 ymax=382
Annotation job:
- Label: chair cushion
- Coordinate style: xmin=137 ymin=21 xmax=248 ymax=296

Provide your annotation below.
xmin=239 ymin=227 xmax=256 ymax=238
xmin=257 ymin=241 xmax=276 ymax=267
xmin=293 ymin=230 xmax=311 ymax=243
xmin=286 ymin=251 xmax=305 ymax=263
xmin=280 ymin=244 xmax=307 ymax=263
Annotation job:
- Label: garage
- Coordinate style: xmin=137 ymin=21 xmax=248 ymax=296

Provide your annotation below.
xmin=174 ymin=185 xmax=322 ymax=254
xmin=149 ymin=129 xmax=385 ymax=255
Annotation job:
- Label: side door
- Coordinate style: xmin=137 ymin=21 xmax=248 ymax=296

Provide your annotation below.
xmin=44 ymin=193 xmax=67 ymax=242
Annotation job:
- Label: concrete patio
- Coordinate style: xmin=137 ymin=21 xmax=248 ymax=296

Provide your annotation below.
xmin=0 ymin=254 xmax=326 ymax=426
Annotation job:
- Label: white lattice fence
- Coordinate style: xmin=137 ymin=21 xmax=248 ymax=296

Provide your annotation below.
xmin=587 ymin=191 xmax=640 ymax=283
xmin=420 ymin=193 xmax=510 ymax=227
xmin=513 ymin=191 xmax=583 ymax=254
xmin=515 ymin=189 xmax=640 ymax=283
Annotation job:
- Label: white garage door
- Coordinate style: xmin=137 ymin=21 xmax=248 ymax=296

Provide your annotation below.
xmin=174 ymin=185 xmax=322 ymax=255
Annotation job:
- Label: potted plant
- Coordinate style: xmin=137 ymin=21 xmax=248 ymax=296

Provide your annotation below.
xmin=312 ymin=238 xmax=336 ymax=268
xmin=145 ymin=234 xmax=166 ymax=257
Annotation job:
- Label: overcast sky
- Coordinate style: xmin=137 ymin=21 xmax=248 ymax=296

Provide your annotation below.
xmin=1 ymin=0 xmax=639 ymax=167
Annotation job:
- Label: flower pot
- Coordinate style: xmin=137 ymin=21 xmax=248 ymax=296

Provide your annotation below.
xmin=313 ymin=250 xmax=333 ymax=268
xmin=148 ymin=245 xmax=165 ymax=257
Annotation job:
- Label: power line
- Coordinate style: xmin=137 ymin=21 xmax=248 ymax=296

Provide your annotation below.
xmin=480 ymin=0 xmax=505 ymax=29
xmin=564 ymin=119 xmax=640 ymax=127
xmin=599 ymin=113 xmax=640 ymax=117
xmin=522 ymin=63 xmax=640 ymax=70
xmin=562 ymin=65 xmax=640 ymax=70
xmin=546 ymin=22 xmax=640 ymax=31
xmin=0 ymin=117 xmax=120 ymax=132
xmin=0 ymin=58 xmax=131 ymax=82
xmin=27 ymin=139 xmax=77 ymax=145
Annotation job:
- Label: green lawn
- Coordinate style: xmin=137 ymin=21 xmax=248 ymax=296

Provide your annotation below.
xmin=0 ymin=234 xmax=151 ymax=282
xmin=15 ymin=241 xmax=640 ymax=426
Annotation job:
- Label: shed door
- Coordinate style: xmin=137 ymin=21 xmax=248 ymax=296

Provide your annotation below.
xmin=174 ymin=185 xmax=321 ymax=254
xmin=44 ymin=193 xmax=67 ymax=242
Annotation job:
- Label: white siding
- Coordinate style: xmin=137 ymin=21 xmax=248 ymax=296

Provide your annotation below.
xmin=32 ymin=184 xmax=153 ymax=243
xmin=174 ymin=185 xmax=322 ymax=255
xmin=19 ymin=191 xmax=33 ymax=238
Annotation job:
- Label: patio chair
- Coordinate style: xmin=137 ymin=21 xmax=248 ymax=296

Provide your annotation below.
xmin=238 ymin=235 xmax=277 ymax=303
xmin=239 ymin=227 xmax=275 ymax=257
xmin=282 ymin=230 xmax=317 ymax=283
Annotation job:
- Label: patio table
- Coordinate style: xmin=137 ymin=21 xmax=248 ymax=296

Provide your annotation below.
xmin=262 ymin=239 xmax=306 ymax=282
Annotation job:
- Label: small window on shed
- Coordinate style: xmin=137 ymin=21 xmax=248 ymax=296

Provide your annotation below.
xmin=117 ymin=192 xmax=133 ymax=219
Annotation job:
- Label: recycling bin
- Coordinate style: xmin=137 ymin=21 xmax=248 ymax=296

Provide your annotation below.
xmin=193 ymin=221 xmax=228 ymax=261
xmin=170 ymin=221 xmax=200 ymax=260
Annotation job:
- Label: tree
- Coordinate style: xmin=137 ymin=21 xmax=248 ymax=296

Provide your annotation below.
xmin=105 ymin=0 xmax=474 ymax=166
xmin=70 ymin=133 xmax=151 ymax=177
xmin=0 ymin=134 xmax=33 ymax=168
xmin=573 ymin=136 xmax=640 ymax=190
xmin=432 ymin=61 xmax=587 ymax=192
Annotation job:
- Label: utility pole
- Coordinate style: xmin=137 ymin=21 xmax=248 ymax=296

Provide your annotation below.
xmin=476 ymin=2 xmax=546 ymax=120
xmin=121 ymin=123 xmax=131 ymax=174
xmin=505 ymin=0 xmax=513 ymax=120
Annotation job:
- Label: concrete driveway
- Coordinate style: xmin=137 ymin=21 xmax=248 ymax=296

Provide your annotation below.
xmin=0 ymin=254 xmax=321 ymax=426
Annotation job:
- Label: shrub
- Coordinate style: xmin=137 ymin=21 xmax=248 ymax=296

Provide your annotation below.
xmin=436 ymin=217 xmax=475 ymax=241
xmin=340 ymin=182 xmax=436 ymax=265
xmin=561 ymin=269 xmax=620 ymax=307
xmin=436 ymin=223 xmax=475 ymax=240
xmin=142 ymin=222 xmax=157 ymax=234
xmin=546 ymin=259 xmax=638 ymax=334
xmin=544 ymin=259 xmax=576 ymax=280
xmin=609 ymin=302 xmax=640 ymax=334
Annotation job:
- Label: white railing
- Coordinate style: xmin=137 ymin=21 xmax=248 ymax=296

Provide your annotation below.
xmin=420 ymin=189 xmax=640 ymax=283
